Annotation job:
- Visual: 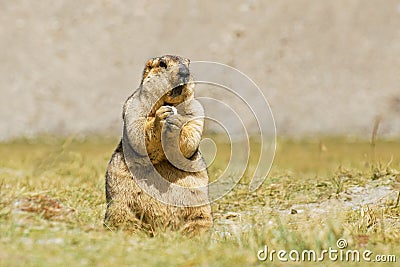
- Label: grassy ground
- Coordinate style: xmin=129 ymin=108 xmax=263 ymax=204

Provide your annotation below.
xmin=0 ymin=136 xmax=399 ymax=266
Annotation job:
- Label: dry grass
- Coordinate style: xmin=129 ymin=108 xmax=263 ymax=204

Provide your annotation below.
xmin=0 ymin=136 xmax=399 ymax=266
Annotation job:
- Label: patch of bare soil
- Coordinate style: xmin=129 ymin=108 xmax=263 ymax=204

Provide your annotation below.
xmin=13 ymin=194 xmax=75 ymax=221
xmin=213 ymin=177 xmax=400 ymax=243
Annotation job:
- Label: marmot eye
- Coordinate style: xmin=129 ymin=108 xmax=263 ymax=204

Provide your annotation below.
xmin=159 ymin=60 xmax=168 ymax=69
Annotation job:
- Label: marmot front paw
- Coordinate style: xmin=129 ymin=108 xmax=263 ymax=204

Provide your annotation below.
xmin=165 ymin=114 xmax=186 ymax=131
xmin=155 ymin=106 xmax=177 ymax=126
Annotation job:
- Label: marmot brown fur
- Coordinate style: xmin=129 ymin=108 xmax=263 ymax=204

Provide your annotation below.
xmin=104 ymin=55 xmax=212 ymax=235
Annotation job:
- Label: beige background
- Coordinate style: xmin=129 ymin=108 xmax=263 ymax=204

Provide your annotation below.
xmin=1 ymin=0 xmax=399 ymax=140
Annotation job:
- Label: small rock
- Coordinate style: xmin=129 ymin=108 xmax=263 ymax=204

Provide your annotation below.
xmin=224 ymin=212 xmax=241 ymax=219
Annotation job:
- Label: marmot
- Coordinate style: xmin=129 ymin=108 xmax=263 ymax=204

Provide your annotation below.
xmin=104 ymin=55 xmax=212 ymax=235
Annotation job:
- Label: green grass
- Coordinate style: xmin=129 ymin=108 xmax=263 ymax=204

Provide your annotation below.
xmin=0 ymin=136 xmax=399 ymax=266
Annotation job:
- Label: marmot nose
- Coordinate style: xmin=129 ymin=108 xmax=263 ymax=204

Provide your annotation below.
xmin=178 ymin=64 xmax=190 ymax=79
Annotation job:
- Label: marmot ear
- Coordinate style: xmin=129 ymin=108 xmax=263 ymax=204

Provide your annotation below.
xmin=141 ymin=59 xmax=154 ymax=82
xmin=145 ymin=59 xmax=154 ymax=69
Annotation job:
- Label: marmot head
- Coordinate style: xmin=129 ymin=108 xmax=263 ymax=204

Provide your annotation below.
xmin=140 ymin=55 xmax=194 ymax=105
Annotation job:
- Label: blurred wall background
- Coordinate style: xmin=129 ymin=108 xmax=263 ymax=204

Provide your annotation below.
xmin=1 ymin=0 xmax=399 ymax=140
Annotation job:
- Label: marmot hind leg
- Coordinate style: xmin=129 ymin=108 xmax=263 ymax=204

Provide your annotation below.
xmin=181 ymin=214 xmax=213 ymax=236
xmin=104 ymin=201 xmax=142 ymax=233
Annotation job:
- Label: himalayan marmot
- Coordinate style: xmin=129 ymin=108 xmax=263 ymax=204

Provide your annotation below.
xmin=104 ymin=55 xmax=212 ymax=235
